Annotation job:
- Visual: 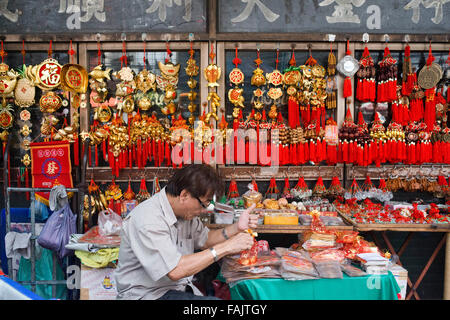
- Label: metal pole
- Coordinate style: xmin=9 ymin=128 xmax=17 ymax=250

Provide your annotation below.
xmin=444 ymin=232 xmax=450 ymax=300
xmin=29 ymin=191 xmax=36 ymax=292
xmin=6 ymin=187 xmax=11 ymax=278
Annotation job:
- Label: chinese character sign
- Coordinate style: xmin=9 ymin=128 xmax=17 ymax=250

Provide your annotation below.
xmin=30 ymin=141 xmax=73 ymax=206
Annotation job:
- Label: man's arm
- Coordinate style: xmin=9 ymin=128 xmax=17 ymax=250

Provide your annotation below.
xmin=167 ymin=232 xmax=254 ymax=281
xmin=202 ymin=204 xmax=258 ymax=250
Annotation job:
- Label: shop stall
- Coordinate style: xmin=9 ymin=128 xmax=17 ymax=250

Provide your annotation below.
xmin=0 ymin=0 xmax=449 ymax=300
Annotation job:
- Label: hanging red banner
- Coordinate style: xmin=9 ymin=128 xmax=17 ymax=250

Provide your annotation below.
xmin=30 ymin=141 xmax=73 ymax=206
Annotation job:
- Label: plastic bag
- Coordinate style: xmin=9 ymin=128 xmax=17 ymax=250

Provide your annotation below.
xmin=37 ymin=203 xmax=76 ymax=260
xmin=276 ymin=248 xmax=319 ymax=280
xmin=221 ymin=256 xmax=281 ymax=284
xmin=309 ymin=248 xmax=346 ymax=263
xmin=238 ymin=240 xmax=259 ymax=266
xmin=98 ymin=209 xmax=123 ymax=236
xmin=340 ymin=263 xmax=367 ymax=277
xmin=313 ymin=260 xmax=343 ymax=279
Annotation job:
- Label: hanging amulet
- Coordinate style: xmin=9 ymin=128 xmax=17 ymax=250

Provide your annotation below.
xmin=251 ymin=67 xmax=266 ymax=87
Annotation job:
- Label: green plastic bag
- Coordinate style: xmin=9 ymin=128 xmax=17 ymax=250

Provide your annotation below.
xmin=17 ymin=246 xmax=67 ymax=300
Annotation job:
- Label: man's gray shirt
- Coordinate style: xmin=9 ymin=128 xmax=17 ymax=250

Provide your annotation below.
xmin=115 ymin=187 xmax=209 ymax=299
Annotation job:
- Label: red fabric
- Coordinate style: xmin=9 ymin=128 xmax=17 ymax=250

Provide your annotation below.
xmin=30 ymin=141 xmax=73 ymax=205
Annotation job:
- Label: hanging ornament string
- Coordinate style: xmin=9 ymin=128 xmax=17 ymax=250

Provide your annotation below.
xmin=68 ymin=40 xmax=75 ymax=64
xmin=0 ymin=40 xmax=7 ymax=63
xmin=120 ymin=40 xmax=127 ymax=68
xmin=165 ymin=41 xmax=172 ymax=64
xmin=233 ymin=46 xmax=241 ymax=68
xmin=143 ymin=38 xmax=147 ymax=69
xmin=426 ymin=41 xmax=435 ymax=67
xmin=48 ymin=40 xmax=53 ymax=58
xmin=189 ymin=39 xmax=194 ymax=59
xmin=21 ymin=40 xmax=26 ymax=65
xmin=209 ymin=42 xmax=216 ymax=62
xmin=97 ymin=40 xmax=102 ymax=65
xmin=289 ymin=47 xmax=296 ymax=66
xmin=275 ymin=47 xmax=279 ymax=70
xmin=305 ymin=44 xmax=317 ymax=66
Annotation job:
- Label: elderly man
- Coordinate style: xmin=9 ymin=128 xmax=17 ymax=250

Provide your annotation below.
xmin=115 ymin=164 xmax=257 ymax=300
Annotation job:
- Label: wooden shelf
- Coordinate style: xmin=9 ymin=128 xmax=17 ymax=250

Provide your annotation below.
xmin=206 ymin=223 xmax=354 ymax=234
xmin=218 ymin=165 xmax=344 ymax=181
xmin=346 ymin=164 xmax=450 ymax=181
xmin=86 ymin=166 xmax=178 ymax=182
xmin=337 ymin=209 xmax=450 ymax=233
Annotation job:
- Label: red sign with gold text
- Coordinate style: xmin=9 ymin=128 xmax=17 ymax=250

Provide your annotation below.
xmin=30 ymin=141 xmax=73 ymax=206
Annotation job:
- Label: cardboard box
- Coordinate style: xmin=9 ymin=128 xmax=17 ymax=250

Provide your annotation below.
xmin=389 ymin=264 xmax=408 ymax=300
xmin=80 ymin=264 xmax=117 ymax=300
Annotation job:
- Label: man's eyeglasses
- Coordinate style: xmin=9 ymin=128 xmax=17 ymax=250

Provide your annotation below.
xmin=195 ymin=196 xmax=211 ymax=209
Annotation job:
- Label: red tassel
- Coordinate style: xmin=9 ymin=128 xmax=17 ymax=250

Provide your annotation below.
xmin=392 ymin=103 xmax=399 ymax=123
xmin=337 ymin=141 xmax=343 ymax=163
xmin=343 ymin=77 xmax=352 ymax=98
xmin=432 ymin=141 xmax=439 ymax=163
xmin=411 ymin=143 xmax=417 ymax=164
xmin=159 ymin=140 xmax=164 ymax=165
xmin=321 ymin=139 xmax=327 ymax=163
xmin=327 ymin=144 xmax=337 ymax=165
xmin=342 ymin=141 xmax=348 ymax=163
xmin=296 ymin=142 xmax=304 ymax=164
xmin=357 ymin=144 xmax=364 ymax=166
xmin=304 ymin=141 xmax=309 ymax=162
xmin=292 ymin=144 xmax=298 ymax=165
xmin=356 ymin=79 xmax=363 ymax=101
xmin=288 ymin=97 xmax=300 ymax=129
xmin=309 ymin=140 xmax=315 ymax=163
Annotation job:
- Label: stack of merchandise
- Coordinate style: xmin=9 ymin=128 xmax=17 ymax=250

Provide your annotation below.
xmin=220 ymin=214 xmax=393 ymax=285
xmin=221 ymin=240 xmax=282 ymax=283
xmin=356 ymin=252 xmax=390 ymax=275
xmin=334 ymin=198 xmax=449 ymax=225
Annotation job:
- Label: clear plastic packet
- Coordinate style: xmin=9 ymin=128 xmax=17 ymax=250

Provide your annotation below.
xmin=221 ymin=256 xmax=281 ymax=284
xmin=313 ymin=260 xmax=343 ymax=279
xmin=277 ymin=248 xmax=319 ymax=278
xmin=320 ymin=215 xmax=346 ymax=226
xmin=309 ymin=248 xmax=346 ymax=263
xmin=340 ymin=263 xmax=367 ymax=277
xmin=280 ymin=270 xmax=319 ymax=281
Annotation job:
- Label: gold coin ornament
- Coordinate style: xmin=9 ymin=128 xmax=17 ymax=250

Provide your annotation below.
xmin=186 ymin=44 xmax=199 ymax=125
xmin=418 ymin=62 xmax=442 ymax=90
xmin=157 ymin=59 xmax=180 ymax=115
xmin=251 ymin=49 xmax=266 ymax=114
xmin=135 ymin=68 xmax=157 ymax=112
xmin=204 ymin=44 xmax=220 ymax=124
xmin=228 ymin=47 xmax=245 ymax=111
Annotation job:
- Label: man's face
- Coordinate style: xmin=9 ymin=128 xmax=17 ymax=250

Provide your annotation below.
xmin=178 ymin=189 xmax=212 ymax=220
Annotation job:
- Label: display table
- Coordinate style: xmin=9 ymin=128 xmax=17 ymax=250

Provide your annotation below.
xmin=222 ymin=272 xmax=400 ymax=300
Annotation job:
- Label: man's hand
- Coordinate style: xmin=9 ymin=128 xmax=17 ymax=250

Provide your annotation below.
xmin=224 ymin=232 xmax=255 ymax=255
xmin=237 ymin=203 xmax=258 ymax=231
